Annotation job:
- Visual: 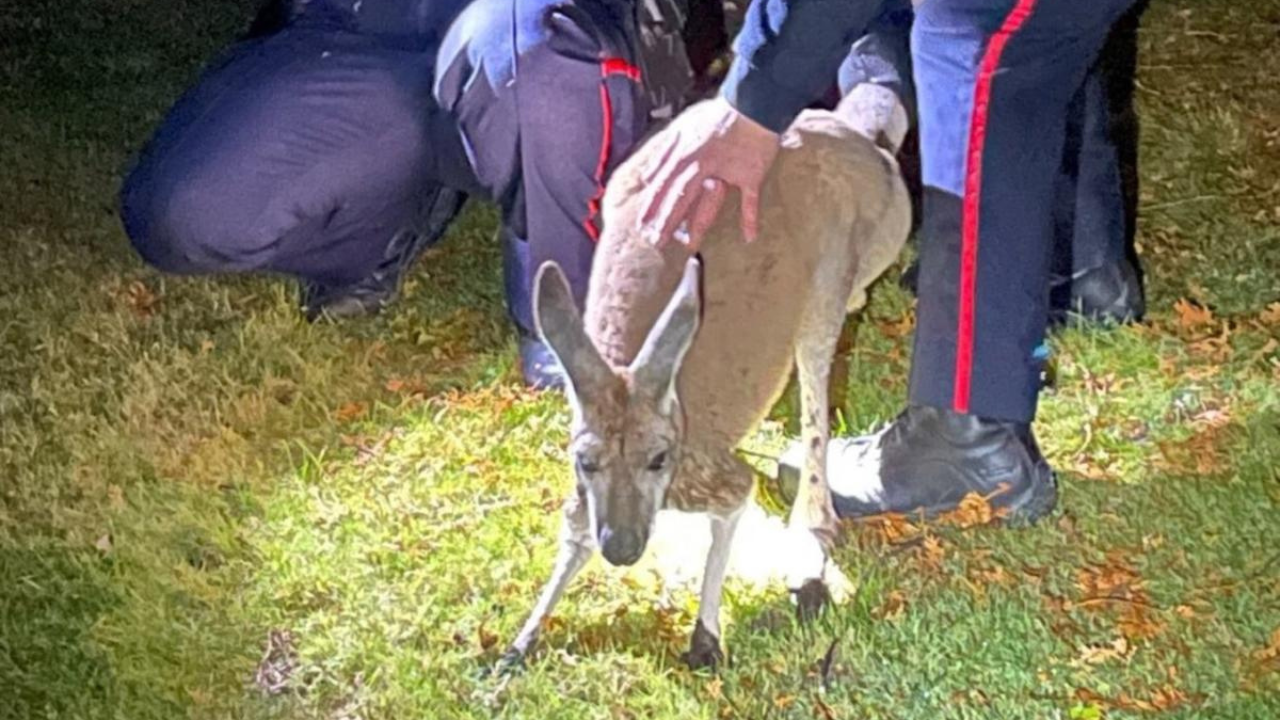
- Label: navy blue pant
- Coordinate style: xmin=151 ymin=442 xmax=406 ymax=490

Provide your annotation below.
xmin=119 ymin=0 xmax=647 ymax=334
xmin=908 ymin=0 xmax=1141 ymax=423
xmin=120 ymin=0 xmax=924 ymax=334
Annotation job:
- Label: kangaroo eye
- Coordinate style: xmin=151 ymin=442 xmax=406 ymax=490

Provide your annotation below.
xmin=576 ymin=455 xmax=601 ymax=475
xmin=647 ymin=451 xmax=670 ymax=472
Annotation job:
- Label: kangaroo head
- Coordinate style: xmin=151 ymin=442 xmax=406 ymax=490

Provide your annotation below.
xmin=533 ymin=258 xmax=702 ymax=567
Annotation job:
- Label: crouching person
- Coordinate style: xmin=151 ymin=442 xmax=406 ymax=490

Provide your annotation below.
xmin=118 ymin=0 xmax=697 ymax=388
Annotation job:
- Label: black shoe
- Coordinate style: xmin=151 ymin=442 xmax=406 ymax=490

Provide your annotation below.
xmin=299 ymin=187 xmax=468 ymax=322
xmin=1049 ymin=258 xmax=1145 ymax=326
xmin=772 ymin=405 xmax=1057 ymax=524
xmin=299 ymin=272 xmax=399 ymax=322
xmin=518 ymin=330 xmax=566 ymax=390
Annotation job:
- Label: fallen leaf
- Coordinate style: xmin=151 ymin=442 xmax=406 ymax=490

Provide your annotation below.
xmin=773 ymin=693 xmax=797 ymax=710
xmin=1254 ymin=627 xmax=1280 ymax=663
xmin=919 ymin=535 xmax=946 ymax=570
xmin=1156 ymin=423 xmax=1230 ymax=475
xmin=876 ymin=590 xmax=908 ymax=621
xmin=937 ymin=490 xmax=1009 ymax=529
xmin=1174 ymin=298 xmax=1214 ymax=331
xmin=94 ymin=533 xmax=113 ymax=553
xmin=1073 ymin=636 xmax=1132 ymax=666
xmin=123 ymin=280 xmax=160 ymax=318
xmin=333 ymin=401 xmax=368 ymax=423
xmin=877 ymin=312 xmax=915 ymax=339
xmin=813 ymin=696 xmax=838 ymax=720
xmin=704 ymin=677 xmax=723 ymax=700
xmin=1258 ymin=302 xmax=1280 ymax=327
xmin=1076 ymin=555 xmax=1147 ymax=604
xmin=1117 ymin=604 xmax=1166 ymax=642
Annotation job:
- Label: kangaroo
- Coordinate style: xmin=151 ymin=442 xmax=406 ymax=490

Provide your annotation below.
xmin=503 ymin=86 xmax=913 ymax=670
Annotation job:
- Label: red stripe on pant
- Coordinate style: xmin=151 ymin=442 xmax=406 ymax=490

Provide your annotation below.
xmin=954 ymin=0 xmax=1039 ymax=414
xmin=583 ymin=58 xmax=642 ymax=242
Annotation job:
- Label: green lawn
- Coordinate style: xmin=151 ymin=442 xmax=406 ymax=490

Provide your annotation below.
xmin=1 ymin=1 xmax=1277 ymax=718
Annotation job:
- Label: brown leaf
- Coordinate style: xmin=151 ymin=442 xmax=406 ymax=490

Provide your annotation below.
xmin=1076 ymin=555 xmax=1146 ymax=604
xmin=1174 ymin=298 xmax=1214 ymax=331
xmin=1254 ymin=627 xmax=1280 ymax=663
xmin=876 ymin=590 xmax=908 ymax=621
xmin=704 ymin=677 xmax=723 ymax=700
xmin=1258 ymin=302 xmax=1280 ymax=327
xmin=1117 ymin=604 xmax=1166 ymax=642
xmin=1074 ymin=636 xmax=1132 ymax=666
xmin=773 ymin=694 xmax=797 ymax=710
xmin=877 ymin=312 xmax=915 ymax=339
xmin=124 ymin=280 xmax=160 ymax=318
xmin=478 ymin=624 xmax=499 ymax=651
xmin=813 ymin=696 xmax=838 ymax=720
xmin=1156 ymin=423 xmax=1229 ymax=476
xmin=385 ymin=377 xmax=428 ymax=397
xmin=937 ymin=490 xmax=1008 ymax=529
xmin=852 ymin=513 xmax=922 ymax=547
xmin=915 ymin=535 xmax=946 ymax=571
xmin=333 ymin=401 xmax=368 ymax=423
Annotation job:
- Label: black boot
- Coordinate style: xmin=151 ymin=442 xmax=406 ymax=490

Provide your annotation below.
xmin=1048 ymin=257 xmax=1145 ymax=327
xmin=300 ymin=186 xmax=468 ymax=322
xmin=772 ymin=405 xmax=1057 ymax=523
xmin=517 ymin=328 xmax=567 ymax=390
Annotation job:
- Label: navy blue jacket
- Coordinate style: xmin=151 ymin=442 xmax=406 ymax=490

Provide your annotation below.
xmin=720 ymin=0 xmax=869 ymax=133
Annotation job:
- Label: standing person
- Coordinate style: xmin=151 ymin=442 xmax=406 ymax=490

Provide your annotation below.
xmin=639 ymin=0 xmax=1143 ymax=522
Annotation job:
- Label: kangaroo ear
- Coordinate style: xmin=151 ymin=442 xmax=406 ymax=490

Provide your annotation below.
xmin=629 ymin=256 xmax=702 ymax=413
xmin=533 ymin=261 xmax=612 ymax=398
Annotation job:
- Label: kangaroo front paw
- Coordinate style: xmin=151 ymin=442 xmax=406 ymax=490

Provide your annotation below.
xmin=792 ymin=578 xmax=832 ymax=623
xmin=489 ymin=647 xmax=528 ymax=678
xmin=681 ymin=619 xmax=724 ymax=671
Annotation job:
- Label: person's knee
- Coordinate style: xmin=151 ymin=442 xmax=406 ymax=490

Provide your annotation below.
xmin=119 ymin=156 xmax=271 ymax=275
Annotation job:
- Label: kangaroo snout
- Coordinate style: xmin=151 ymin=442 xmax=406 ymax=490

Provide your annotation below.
xmin=599 ymin=525 xmax=647 ymax=566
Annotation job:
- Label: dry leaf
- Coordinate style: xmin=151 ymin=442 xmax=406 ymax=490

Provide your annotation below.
xmin=813 ymin=696 xmax=838 ymax=720
xmin=1174 ymin=298 xmax=1214 ymax=331
xmin=704 ymin=678 xmax=723 ymax=700
xmin=773 ymin=694 xmax=797 ymax=710
xmin=1074 ymin=636 xmax=1132 ymax=666
xmin=1254 ymin=627 xmax=1280 ymax=663
xmin=937 ymin=490 xmax=1008 ymax=529
xmin=853 ymin=513 xmax=922 ymax=546
xmin=333 ymin=401 xmax=368 ymax=422
xmin=1076 ymin=556 xmax=1146 ymax=604
xmin=1117 ymin=605 xmax=1166 ymax=642
xmin=1258 ymin=302 xmax=1280 ymax=326
xmin=919 ymin=535 xmax=946 ymax=570
xmin=1156 ymin=424 xmax=1229 ymax=475
xmin=124 ymin=280 xmax=160 ymax=318
xmin=877 ymin=590 xmax=908 ymax=621
xmin=94 ymin=533 xmax=113 ymax=553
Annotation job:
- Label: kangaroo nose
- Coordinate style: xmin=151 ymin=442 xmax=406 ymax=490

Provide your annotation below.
xmin=599 ymin=526 xmax=645 ymax=566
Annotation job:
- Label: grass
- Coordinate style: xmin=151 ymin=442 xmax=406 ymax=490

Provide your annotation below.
xmin=1 ymin=0 xmax=1278 ymax=718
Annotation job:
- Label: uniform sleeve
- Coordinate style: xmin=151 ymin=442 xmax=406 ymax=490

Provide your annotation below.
xmin=719 ymin=0 xmax=871 ymax=133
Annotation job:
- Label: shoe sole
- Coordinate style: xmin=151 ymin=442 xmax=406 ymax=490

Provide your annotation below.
xmin=764 ymin=461 xmax=1059 ymax=526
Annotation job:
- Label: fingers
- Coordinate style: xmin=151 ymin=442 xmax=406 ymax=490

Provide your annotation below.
xmin=685 ymin=178 xmax=727 ymax=251
xmin=641 ymin=130 xmax=681 ymax=185
xmin=643 ymin=161 xmax=704 ymax=248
